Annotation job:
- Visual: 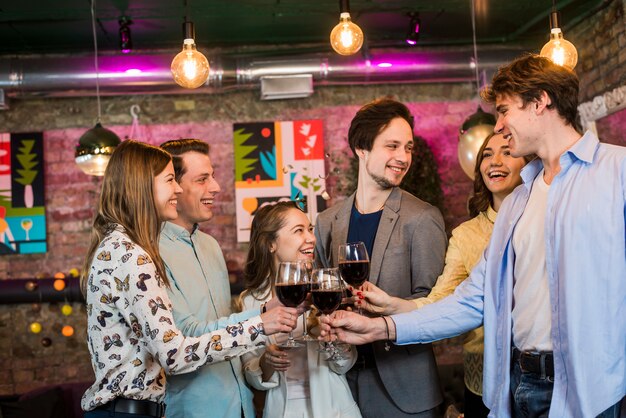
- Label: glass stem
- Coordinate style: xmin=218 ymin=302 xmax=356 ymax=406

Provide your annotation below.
xmin=302 ymin=311 xmax=308 ymax=337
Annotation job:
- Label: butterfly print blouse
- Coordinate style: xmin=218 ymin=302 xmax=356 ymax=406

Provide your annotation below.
xmin=81 ymin=226 xmax=267 ymax=411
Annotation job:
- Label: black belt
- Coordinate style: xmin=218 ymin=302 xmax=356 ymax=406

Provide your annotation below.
xmin=512 ymin=347 xmax=554 ymax=378
xmin=95 ymin=398 xmax=166 ymax=417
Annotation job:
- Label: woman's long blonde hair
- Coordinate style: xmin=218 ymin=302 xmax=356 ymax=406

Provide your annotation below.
xmin=80 ymin=140 xmax=172 ymax=294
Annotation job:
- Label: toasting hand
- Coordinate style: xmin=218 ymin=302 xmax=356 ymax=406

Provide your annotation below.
xmin=318 ymin=309 xmax=396 ymax=346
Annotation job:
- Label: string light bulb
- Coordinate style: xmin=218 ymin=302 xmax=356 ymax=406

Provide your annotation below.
xmin=330 ymin=0 xmax=363 ymax=56
xmin=540 ymin=10 xmax=578 ymax=69
xmin=171 ymin=21 xmax=209 ymax=89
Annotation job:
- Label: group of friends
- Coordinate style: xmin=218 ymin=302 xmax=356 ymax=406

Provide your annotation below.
xmin=80 ymin=53 xmax=625 ymax=418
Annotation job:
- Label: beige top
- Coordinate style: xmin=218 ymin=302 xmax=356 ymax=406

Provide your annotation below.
xmin=412 ymin=206 xmax=497 ymax=395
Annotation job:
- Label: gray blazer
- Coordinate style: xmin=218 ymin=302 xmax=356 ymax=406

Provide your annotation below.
xmin=314 ymin=187 xmax=447 ymax=413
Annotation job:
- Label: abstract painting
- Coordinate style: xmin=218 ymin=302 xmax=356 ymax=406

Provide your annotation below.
xmin=234 ymin=120 xmax=327 ymax=242
xmin=0 ymin=132 xmax=47 ymax=254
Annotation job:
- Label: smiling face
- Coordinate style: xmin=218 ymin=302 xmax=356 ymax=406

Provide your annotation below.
xmin=153 ymin=161 xmax=182 ymax=222
xmin=359 ymin=117 xmax=414 ymax=190
xmin=479 ymin=133 xmax=526 ymax=207
xmin=271 ymin=208 xmax=316 ymax=265
xmin=495 ymin=94 xmax=542 ymax=158
xmin=172 ymin=151 xmax=221 ymax=232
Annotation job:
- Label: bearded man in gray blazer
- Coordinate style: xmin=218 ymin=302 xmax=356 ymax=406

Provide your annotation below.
xmin=314 ymin=98 xmax=447 ymax=418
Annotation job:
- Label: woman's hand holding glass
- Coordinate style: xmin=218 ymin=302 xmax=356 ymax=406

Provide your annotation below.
xmin=259 ymin=305 xmax=300 ymax=336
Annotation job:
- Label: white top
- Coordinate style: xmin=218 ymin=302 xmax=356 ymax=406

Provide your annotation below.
xmin=512 ymin=171 xmax=553 ymax=352
xmin=240 ymin=291 xmax=362 ymax=418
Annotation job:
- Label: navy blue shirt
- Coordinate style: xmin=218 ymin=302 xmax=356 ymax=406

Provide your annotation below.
xmin=347 ymin=204 xmax=383 ymax=261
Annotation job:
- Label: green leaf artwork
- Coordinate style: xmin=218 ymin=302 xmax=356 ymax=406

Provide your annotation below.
xmin=15 ymin=140 xmax=39 ymax=186
xmin=234 ymin=128 xmax=258 ymax=181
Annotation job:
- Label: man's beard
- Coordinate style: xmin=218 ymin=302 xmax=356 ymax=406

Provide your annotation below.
xmin=366 ymin=165 xmax=400 ymax=190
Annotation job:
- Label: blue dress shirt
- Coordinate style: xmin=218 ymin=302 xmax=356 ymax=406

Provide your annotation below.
xmin=392 ymin=131 xmax=626 ymax=417
xmin=160 ymin=222 xmax=259 ymax=418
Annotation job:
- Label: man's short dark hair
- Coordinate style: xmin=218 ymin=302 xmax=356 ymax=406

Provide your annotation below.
xmin=348 ymin=98 xmax=415 ymax=156
xmin=160 ymin=139 xmax=210 ymax=182
xmin=481 ymin=54 xmax=580 ymax=128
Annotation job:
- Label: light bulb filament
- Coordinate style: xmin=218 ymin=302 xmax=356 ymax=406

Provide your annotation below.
xmin=183 ymin=54 xmax=198 ymax=79
xmin=340 ymin=27 xmax=354 ymax=47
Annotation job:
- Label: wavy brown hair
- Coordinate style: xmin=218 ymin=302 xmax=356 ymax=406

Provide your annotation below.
xmin=481 ymin=54 xmax=580 ymax=129
xmin=80 ymin=140 xmax=172 ymax=294
xmin=241 ymin=201 xmax=302 ymax=303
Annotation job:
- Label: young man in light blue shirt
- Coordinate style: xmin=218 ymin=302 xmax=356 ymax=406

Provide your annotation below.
xmin=322 ymin=55 xmax=625 ymax=417
xmin=159 ymin=139 xmax=297 ymax=418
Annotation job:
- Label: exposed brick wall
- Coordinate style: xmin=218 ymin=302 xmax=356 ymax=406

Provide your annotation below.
xmin=570 ymin=0 xmax=626 ymax=102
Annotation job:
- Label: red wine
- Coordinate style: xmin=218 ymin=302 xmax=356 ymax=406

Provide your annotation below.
xmin=338 ymin=260 xmax=370 ymax=287
xmin=312 ymin=290 xmax=342 ymax=315
xmin=276 ymin=283 xmax=308 ymax=307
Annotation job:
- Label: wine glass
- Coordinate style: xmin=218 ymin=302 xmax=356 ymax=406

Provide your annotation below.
xmin=338 ymin=242 xmax=370 ymax=314
xmin=311 ymin=267 xmax=346 ymax=359
xmin=275 ymin=261 xmax=308 ymax=348
xmin=21 ymin=219 xmax=33 ymax=241
xmin=297 ymin=260 xmax=316 ymax=342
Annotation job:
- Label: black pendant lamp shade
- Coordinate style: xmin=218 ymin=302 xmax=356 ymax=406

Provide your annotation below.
xmin=75 ymin=123 xmax=122 ymax=176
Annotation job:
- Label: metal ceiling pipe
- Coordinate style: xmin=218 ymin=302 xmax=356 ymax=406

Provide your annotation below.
xmin=0 ymin=47 xmax=527 ymax=98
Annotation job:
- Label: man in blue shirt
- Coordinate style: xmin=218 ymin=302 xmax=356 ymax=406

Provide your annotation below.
xmin=159 ymin=139 xmax=297 ymax=418
xmin=322 ymin=55 xmax=625 ymax=417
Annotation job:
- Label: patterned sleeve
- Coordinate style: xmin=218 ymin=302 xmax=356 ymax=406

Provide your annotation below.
xmin=105 ymin=238 xmax=267 ymax=375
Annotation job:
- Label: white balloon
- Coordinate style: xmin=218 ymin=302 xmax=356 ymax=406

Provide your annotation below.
xmin=457 ymin=124 xmax=494 ymax=180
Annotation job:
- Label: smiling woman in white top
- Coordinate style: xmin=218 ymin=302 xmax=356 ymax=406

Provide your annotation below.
xmin=239 ymin=201 xmax=361 ymax=418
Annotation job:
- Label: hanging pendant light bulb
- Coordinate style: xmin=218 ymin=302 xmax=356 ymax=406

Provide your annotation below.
xmin=540 ymin=9 xmax=578 ymax=69
xmin=330 ymin=0 xmax=364 ymax=56
xmin=171 ymin=21 xmax=210 ymax=89
xmin=75 ymin=0 xmax=121 ymax=176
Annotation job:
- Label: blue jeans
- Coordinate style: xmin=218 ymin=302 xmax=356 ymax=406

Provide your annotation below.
xmin=510 ymin=361 xmax=623 ymax=417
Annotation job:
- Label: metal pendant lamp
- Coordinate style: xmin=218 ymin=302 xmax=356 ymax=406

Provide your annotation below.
xmin=75 ymin=0 xmax=121 ymax=176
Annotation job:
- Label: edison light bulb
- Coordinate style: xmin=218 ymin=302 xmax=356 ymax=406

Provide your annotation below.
xmin=540 ymin=28 xmax=578 ymax=70
xmin=171 ymin=39 xmax=210 ymax=89
xmin=330 ymin=12 xmax=364 ymax=56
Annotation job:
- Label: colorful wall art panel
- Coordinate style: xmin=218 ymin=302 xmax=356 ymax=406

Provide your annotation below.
xmin=234 ymin=120 xmax=327 ymax=242
xmin=0 ymin=132 xmax=47 ymax=254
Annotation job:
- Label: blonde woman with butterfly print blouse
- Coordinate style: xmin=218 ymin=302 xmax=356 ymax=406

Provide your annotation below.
xmin=80 ymin=140 xmax=299 ymax=418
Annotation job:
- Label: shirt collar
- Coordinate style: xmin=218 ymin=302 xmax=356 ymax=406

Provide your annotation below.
xmin=520 ymin=130 xmax=599 ymax=188
xmin=161 ymin=221 xmax=198 ymax=243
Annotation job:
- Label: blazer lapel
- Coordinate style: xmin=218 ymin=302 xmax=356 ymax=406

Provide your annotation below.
xmin=370 ymin=188 xmax=401 ymax=286
xmin=329 ymin=194 xmax=354 ymax=266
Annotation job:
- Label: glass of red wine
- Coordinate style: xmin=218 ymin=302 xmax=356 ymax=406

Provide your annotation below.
xmin=275 ymin=261 xmax=308 ymax=348
xmin=338 ymin=242 xmax=370 ymax=315
xmin=311 ymin=267 xmax=346 ymax=359
xmin=296 ymin=260 xmax=316 ymax=342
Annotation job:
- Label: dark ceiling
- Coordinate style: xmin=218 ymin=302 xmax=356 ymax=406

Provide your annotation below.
xmin=0 ymin=0 xmax=605 ymax=57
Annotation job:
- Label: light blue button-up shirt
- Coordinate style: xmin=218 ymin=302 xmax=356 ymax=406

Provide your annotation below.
xmin=160 ymin=221 xmax=259 ymax=418
xmin=393 ymin=131 xmax=626 ymax=417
